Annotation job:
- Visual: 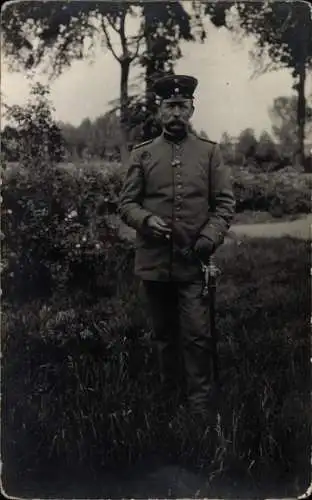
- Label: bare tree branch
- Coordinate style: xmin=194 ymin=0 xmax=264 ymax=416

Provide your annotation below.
xmin=129 ymin=31 xmax=145 ymax=62
xmin=100 ymin=17 xmax=120 ymax=62
xmin=249 ymin=50 xmax=281 ymax=80
xmin=106 ymin=15 xmax=120 ymax=35
xmin=119 ymin=9 xmax=128 ymax=59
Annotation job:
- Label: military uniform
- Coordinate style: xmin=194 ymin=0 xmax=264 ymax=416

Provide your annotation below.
xmin=119 ymin=75 xmax=235 ymax=414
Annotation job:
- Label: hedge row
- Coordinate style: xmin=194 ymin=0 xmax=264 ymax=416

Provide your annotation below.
xmin=233 ymin=166 xmax=312 ymax=215
xmin=3 ymin=160 xmax=310 ymax=299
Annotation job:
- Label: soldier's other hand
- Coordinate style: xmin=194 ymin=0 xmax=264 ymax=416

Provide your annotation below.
xmin=145 ymin=215 xmax=171 ymax=239
xmin=194 ymin=236 xmax=214 ymax=261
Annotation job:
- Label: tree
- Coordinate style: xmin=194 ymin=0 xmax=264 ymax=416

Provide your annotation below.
xmin=1 ymin=125 xmax=20 ymax=162
xmin=220 ymin=131 xmax=236 ymax=164
xmin=255 ymin=130 xmax=280 ymax=170
xmin=135 ymin=2 xmax=205 ymax=141
xmin=58 ymin=110 xmax=123 ymax=160
xmin=89 ymin=112 xmax=122 ymax=159
xmin=59 ymin=122 xmax=86 ymax=160
xmin=269 ymin=95 xmax=312 ymax=163
xmin=1 ymin=1 xmax=140 ymax=162
xmin=207 ymin=1 xmax=312 ymax=168
xmin=236 ymin=128 xmax=258 ymax=162
xmin=2 ymin=82 xmax=65 ymax=165
xmin=1 ymin=1 xmax=203 ymax=161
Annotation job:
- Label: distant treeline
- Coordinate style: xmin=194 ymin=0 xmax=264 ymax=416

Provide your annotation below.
xmin=1 ymin=93 xmax=311 ymax=171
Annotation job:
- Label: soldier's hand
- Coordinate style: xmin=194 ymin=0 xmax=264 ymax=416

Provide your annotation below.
xmin=145 ymin=215 xmax=171 ymax=239
xmin=194 ymin=236 xmax=214 ymax=262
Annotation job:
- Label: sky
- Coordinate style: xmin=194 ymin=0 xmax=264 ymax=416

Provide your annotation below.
xmin=2 ymin=13 xmax=311 ymax=142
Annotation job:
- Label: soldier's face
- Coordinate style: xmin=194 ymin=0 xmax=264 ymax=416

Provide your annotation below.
xmin=159 ymin=99 xmax=194 ymax=133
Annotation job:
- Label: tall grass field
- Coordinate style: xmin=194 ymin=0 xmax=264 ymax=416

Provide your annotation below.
xmin=2 ymin=236 xmax=310 ymax=497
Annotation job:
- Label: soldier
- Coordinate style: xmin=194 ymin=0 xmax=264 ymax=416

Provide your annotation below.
xmin=119 ymin=74 xmax=235 ymax=420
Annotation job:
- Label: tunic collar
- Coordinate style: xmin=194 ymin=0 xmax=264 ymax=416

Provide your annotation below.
xmin=162 ymin=128 xmax=189 ymax=144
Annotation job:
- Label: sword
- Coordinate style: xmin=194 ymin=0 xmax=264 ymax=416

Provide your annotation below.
xmin=173 ymin=219 xmax=222 ymax=386
xmin=200 ymin=254 xmax=221 ymax=385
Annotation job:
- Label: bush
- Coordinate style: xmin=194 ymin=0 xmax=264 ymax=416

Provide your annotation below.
xmin=2 ymin=161 xmax=126 ymax=302
xmin=232 ymin=166 xmax=312 ymax=216
xmin=2 ymin=237 xmax=310 ymax=495
xmin=2 ymin=157 xmax=310 ymax=308
xmin=2 ymin=158 xmax=310 ymax=312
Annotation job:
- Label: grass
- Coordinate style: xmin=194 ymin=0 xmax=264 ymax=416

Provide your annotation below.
xmin=2 ymin=236 xmax=310 ymax=498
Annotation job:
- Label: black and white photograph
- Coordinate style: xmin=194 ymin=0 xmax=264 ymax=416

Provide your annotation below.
xmin=1 ymin=0 xmax=311 ymax=498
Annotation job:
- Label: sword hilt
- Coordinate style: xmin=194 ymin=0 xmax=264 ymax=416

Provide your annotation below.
xmin=201 ymin=256 xmax=221 ymax=281
xmin=200 ymin=256 xmax=220 ymax=298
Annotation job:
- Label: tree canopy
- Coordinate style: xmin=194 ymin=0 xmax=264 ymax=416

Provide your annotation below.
xmin=269 ymin=95 xmax=312 ymax=158
xmin=207 ymin=0 xmax=312 ymax=166
xmin=1 ymin=1 xmax=205 ymax=158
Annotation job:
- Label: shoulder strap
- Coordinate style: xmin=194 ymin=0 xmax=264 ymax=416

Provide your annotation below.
xmin=132 ymin=138 xmax=153 ymax=150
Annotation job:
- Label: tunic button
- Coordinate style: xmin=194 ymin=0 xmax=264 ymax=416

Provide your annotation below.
xmin=172 ymin=159 xmax=181 ymax=167
xmin=177 ymin=184 xmax=182 ymax=189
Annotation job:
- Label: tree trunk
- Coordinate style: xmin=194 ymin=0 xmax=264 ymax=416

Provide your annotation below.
xmin=120 ymin=58 xmax=131 ymax=165
xmin=142 ymin=34 xmax=170 ymax=141
xmin=143 ymin=34 xmax=159 ymax=140
xmin=296 ymin=61 xmax=306 ymax=169
xmin=295 ymin=2 xmax=309 ymax=170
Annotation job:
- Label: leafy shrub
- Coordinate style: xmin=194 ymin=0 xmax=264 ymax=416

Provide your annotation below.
xmin=232 ymin=166 xmax=312 ymax=215
xmin=2 ymin=82 xmax=132 ymax=303
xmin=3 ymin=153 xmax=310 ymax=309
xmin=2 ymin=161 xmax=127 ymax=302
xmin=236 ymin=128 xmax=258 ymax=161
xmin=255 ymin=131 xmax=279 ymax=164
xmin=3 ymin=158 xmax=310 ymax=307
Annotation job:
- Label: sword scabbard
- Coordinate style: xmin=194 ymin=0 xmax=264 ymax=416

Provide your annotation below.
xmin=205 ymin=254 xmax=221 ymax=385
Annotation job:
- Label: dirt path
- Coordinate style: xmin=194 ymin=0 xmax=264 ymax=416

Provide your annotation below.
xmin=119 ymin=215 xmax=312 ymax=243
xmin=231 ymin=214 xmax=311 ymax=240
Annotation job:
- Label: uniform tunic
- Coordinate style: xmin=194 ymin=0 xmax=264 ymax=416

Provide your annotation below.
xmin=119 ymin=130 xmax=236 ymax=280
